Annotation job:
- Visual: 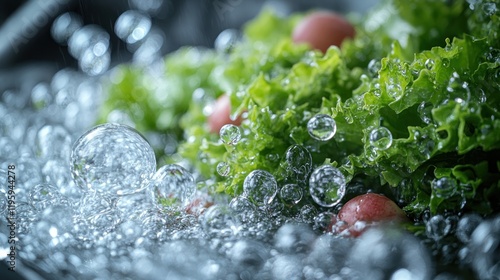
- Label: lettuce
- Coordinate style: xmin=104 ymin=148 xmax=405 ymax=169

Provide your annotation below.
xmin=99 ymin=0 xmax=500 ymax=219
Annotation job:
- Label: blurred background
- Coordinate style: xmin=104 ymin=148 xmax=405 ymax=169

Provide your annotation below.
xmin=0 ymin=1 xmax=377 ymax=279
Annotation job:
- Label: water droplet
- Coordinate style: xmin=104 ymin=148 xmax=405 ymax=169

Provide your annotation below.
xmin=216 ymin=162 xmax=230 ymax=177
xmin=229 ymin=196 xmax=257 ymax=223
xmin=79 ymin=47 xmax=110 ymax=76
xmin=426 ymin=215 xmax=452 ymax=240
xmin=70 ymin=123 xmax=156 ymax=196
xmin=431 ymin=177 xmax=457 ymax=198
xmin=31 ymin=82 xmax=53 ymax=109
xmin=68 ymin=25 xmax=110 ymax=60
xmin=200 ymin=205 xmax=238 ymax=238
xmin=243 ymin=170 xmax=278 ymax=207
xmin=115 ymin=10 xmax=152 ymax=45
xmin=148 ymin=164 xmax=195 ymax=207
xmin=349 ymin=227 xmax=432 ymax=280
xmin=284 ymin=144 xmax=312 ymax=178
xmin=214 ymin=29 xmax=241 ymax=53
xmin=367 ymin=59 xmax=381 ymax=76
xmin=369 ymin=127 xmax=393 ymax=150
xmin=307 ymin=114 xmax=337 ymax=141
xmin=424 ymin=58 xmax=435 ymax=70
xmin=279 ymin=183 xmax=303 ymax=205
xmin=417 ymin=101 xmax=433 ymax=124
xmin=456 ymin=213 xmax=483 ymax=243
xmin=220 ymin=124 xmax=241 ymax=145
xmin=51 ymin=12 xmax=83 ymax=45
xmin=309 ymin=165 xmax=346 ymax=207
xmin=313 ymin=212 xmax=335 ymax=232
xmin=447 ymin=72 xmax=471 ymax=103
xmin=275 ymin=223 xmax=316 ymax=254
xmin=469 ymin=217 xmax=500 ymax=279
xmin=36 ymin=125 xmax=72 ymax=159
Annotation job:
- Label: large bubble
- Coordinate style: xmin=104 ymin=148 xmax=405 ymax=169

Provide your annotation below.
xmin=70 ymin=123 xmax=156 ymax=196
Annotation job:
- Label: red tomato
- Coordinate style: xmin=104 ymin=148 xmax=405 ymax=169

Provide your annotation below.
xmin=332 ymin=193 xmax=407 ymax=237
xmin=185 ymin=197 xmax=214 ymax=216
xmin=292 ymin=11 xmax=355 ymax=53
xmin=207 ymin=94 xmax=242 ymax=134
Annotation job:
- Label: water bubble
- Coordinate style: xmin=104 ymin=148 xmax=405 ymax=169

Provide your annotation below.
xmin=279 ymin=183 xmax=303 ymax=205
xmin=367 ymin=59 xmax=381 ymax=76
xmin=70 ymin=123 xmax=156 ymax=196
xmin=220 ymin=124 xmax=241 ymax=145
xmin=200 ymin=205 xmax=238 ymax=238
xmin=426 ymin=215 xmax=452 ymax=240
xmin=229 ymin=196 xmax=257 ymax=224
xmin=148 ymin=164 xmax=195 ymax=207
xmin=214 ymin=29 xmax=241 ymax=53
xmin=446 ymin=72 xmax=471 ymax=103
xmin=417 ymin=101 xmax=433 ymax=124
xmin=51 ymin=12 xmax=83 ymax=45
xmin=216 ymin=162 xmax=230 ymax=177
xmin=243 ymin=170 xmax=278 ymax=207
xmin=424 ymin=58 xmax=435 ymax=70
xmin=68 ymin=25 xmax=110 ymax=60
xmin=431 ymin=177 xmax=457 ymax=198
xmin=456 ymin=214 xmax=483 ymax=243
xmin=469 ymin=216 xmax=500 ymax=279
xmin=313 ymin=212 xmax=335 ymax=232
xmin=349 ymin=227 xmax=433 ymax=280
xmin=284 ymin=144 xmax=312 ymax=178
xmin=79 ymin=47 xmax=111 ymax=76
xmin=369 ymin=127 xmax=393 ymax=150
xmin=299 ymin=204 xmax=318 ymax=224
xmin=31 ymin=82 xmax=53 ymax=109
xmin=308 ymin=165 xmax=346 ymax=207
xmin=275 ymin=223 xmax=317 ymax=254
xmin=36 ymin=124 xmax=72 ymax=159
xmin=307 ymin=114 xmax=337 ymax=141
xmin=115 ymin=10 xmax=152 ymax=45
xmin=228 ymin=240 xmax=269 ymax=273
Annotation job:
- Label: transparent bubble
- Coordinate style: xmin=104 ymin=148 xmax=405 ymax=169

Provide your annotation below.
xmin=417 ymin=101 xmax=433 ymax=124
xmin=469 ymin=216 xmax=500 ymax=279
xmin=31 ymin=82 xmax=53 ymax=109
xmin=284 ymin=144 xmax=312 ymax=178
xmin=243 ymin=170 xmax=278 ymax=207
xmin=426 ymin=215 xmax=452 ymax=240
xmin=216 ymin=162 xmax=230 ymax=177
xmin=274 ymin=223 xmax=316 ymax=254
xmin=132 ymin=27 xmax=165 ymax=65
xmin=229 ymin=196 xmax=258 ymax=223
xmin=70 ymin=123 xmax=156 ymax=196
xmin=228 ymin=240 xmax=269 ymax=273
xmin=349 ymin=227 xmax=432 ymax=280
xmin=279 ymin=183 xmax=303 ymax=205
xmin=35 ymin=124 xmax=72 ymax=159
xmin=446 ymin=72 xmax=471 ymax=103
xmin=313 ymin=212 xmax=335 ymax=232
xmin=431 ymin=177 xmax=457 ymax=198
xmin=220 ymin=124 xmax=241 ymax=145
xmin=115 ymin=10 xmax=152 ymax=45
xmin=214 ymin=29 xmax=241 ymax=53
xmin=29 ymin=183 xmax=69 ymax=212
xmin=308 ymin=165 xmax=346 ymax=207
xmin=424 ymin=58 xmax=435 ymax=70
xmin=51 ymin=12 xmax=83 ymax=45
xmin=148 ymin=164 xmax=195 ymax=207
xmin=299 ymin=204 xmax=318 ymax=224
xmin=68 ymin=25 xmax=110 ymax=60
xmin=367 ymin=59 xmax=381 ymax=76
xmin=369 ymin=127 xmax=393 ymax=150
xmin=456 ymin=213 xmax=483 ymax=243
xmin=307 ymin=114 xmax=337 ymax=141
xmin=200 ymin=205 xmax=238 ymax=238
xmin=79 ymin=47 xmax=111 ymax=76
